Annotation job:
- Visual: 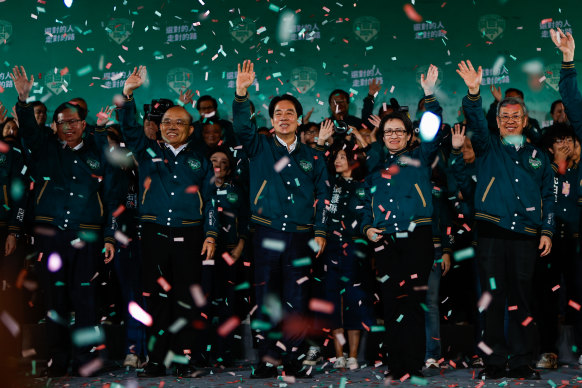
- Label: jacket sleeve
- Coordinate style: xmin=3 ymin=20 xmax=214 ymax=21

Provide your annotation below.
xmin=360 ymin=177 xmax=375 ymax=236
xmin=462 ymin=92 xmax=491 ymax=156
xmin=102 ymin=160 xmax=126 ymax=244
xmin=540 ymin=152 xmax=556 ymax=238
xmin=15 ymin=100 xmax=50 ymax=156
xmin=364 ymin=141 xmax=384 ymax=173
xmin=7 ymin=147 xmax=27 ymax=234
xmin=200 ymin=159 xmax=219 ymax=240
xmin=117 ymin=96 xmax=151 ymax=158
xmin=419 ymin=94 xmax=446 ymax=164
xmin=486 ymin=100 xmax=498 ymax=132
xmin=235 ymin=185 xmax=250 ymax=241
xmin=448 ymin=149 xmax=475 ymax=205
xmin=361 ymin=94 xmax=375 ymax=129
xmin=232 ymin=94 xmax=262 ymax=158
xmin=559 ymin=62 xmax=582 ymax=141
xmin=313 ymin=152 xmax=330 ymax=238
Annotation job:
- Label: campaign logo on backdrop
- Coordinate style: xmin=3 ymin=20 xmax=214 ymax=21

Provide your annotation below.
xmin=353 ymin=16 xmax=380 ymax=43
xmin=415 ymin=65 xmax=443 ymax=89
xmin=478 ymin=14 xmax=505 ymax=41
xmin=481 ymin=66 xmax=510 ymax=86
xmin=45 ymin=70 xmax=71 ymax=95
xmin=107 ymin=18 xmax=132 ymax=45
xmin=230 ymin=19 xmax=255 ymax=43
xmin=351 ymin=67 xmax=383 ymax=88
xmin=167 ymin=68 xmax=193 ymax=94
xmin=291 ymin=67 xmax=317 ymax=93
xmin=166 ymin=24 xmax=197 ymax=43
xmin=0 ymin=20 xmax=13 ymax=45
xmin=544 ymin=64 xmax=561 ymax=92
xmin=540 ymin=19 xmax=572 ymax=39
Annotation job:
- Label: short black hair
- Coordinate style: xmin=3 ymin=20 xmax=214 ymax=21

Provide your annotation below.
xmin=69 ymin=97 xmax=88 ymax=120
xmin=162 ymin=106 xmax=194 ymax=125
xmin=52 ymin=102 xmax=85 ymax=124
xmin=505 ymin=88 xmax=524 ymax=100
xmin=207 ymin=145 xmax=236 ymax=179
xmin=31 ymin=101 xmax=47 ymax=110
xmin=202 ymin=119 xmax=222 ymax=129
xmin=542 ymin=123 xmax=576 ymax=151
xmin=550 ymin=99 xmax=563 ymax=115
xmin=327 ymin=139 xmax=367 ymax=181
xmin=298 ymin=122 xmax=319 ymax=134
xmin=379 ymin=111 xmax=414 ymax=134
xmin=196 ymin=95 xmax=217 ymax=111
xmin=268 ymin=94 xmax=303 ymax=119
xmin=328 ymin=89 xmax=350 ymax=105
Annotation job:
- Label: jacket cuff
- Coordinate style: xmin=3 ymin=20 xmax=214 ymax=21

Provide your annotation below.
xmin=314 ymin=229 xmax=327 ymax=238
xmin=541 ymin=230 xmax=553 ymax=239
xmin=104 ymin=236 xmax=115 ymax=244
xmin=451 ymin=148 xmax=462 ymax=155
xmin=424 ymin=94 xmax=437 ymax=104
xmin=313 ymin=144 xmax=326 ymax=153
xmin=234 ymin=92 xmax=248 ymax=103
xmin=205 ymin=230 xmax=219 ymax=239
xmin=562 ymin=61 xmax=575 ymax=69
xmin=467 ymin=90 xmax=481 ymax=101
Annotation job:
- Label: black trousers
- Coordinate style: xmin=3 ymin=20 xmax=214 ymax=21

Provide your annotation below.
xmin=36 ymin=227 xmax=101 ymax=370
xmin=374 ymin=225 xmax=434 ymax=374
xmin=141 ymin=223 xmax=205 ymax=365
xmin=477 ymin=235 xmax=538 ymax=369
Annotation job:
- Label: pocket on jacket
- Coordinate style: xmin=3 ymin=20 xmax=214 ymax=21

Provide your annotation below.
xmin=481 ymin=177 xmax=495 ymax=202
xmin=414 ymin=183 xmax=427 ymax=207
xmin=254 ymin=180 xmax=267 ymax=205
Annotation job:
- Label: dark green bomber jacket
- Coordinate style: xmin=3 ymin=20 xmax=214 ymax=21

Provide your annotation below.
xmin=0 ymin=142 xmax=27 ymax=234
xmin=232 ymin=94 xmax=330 ymax=236
xmin=16 ymin=100 xmax=122 ymax=243
xmin=462 ymin=92 xmax=555 ymax=238
xmin=117 ymin=95 xmax=219 ymax=238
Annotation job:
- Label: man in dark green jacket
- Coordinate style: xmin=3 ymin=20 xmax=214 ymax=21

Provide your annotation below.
xmin=457 ymin=60 xmax=555 ymax=380
xmin=233 ymin=60 xmax=329 ymax=379
xmin=12 ymin=66 xmax=122 ymax=377
xmin=118 ymin=66 xmax=218 ymax=378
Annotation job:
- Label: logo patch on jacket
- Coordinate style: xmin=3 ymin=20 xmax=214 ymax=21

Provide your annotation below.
xmin=529 ymin=157 xmax=542 ymax=169
xmin=227 ymin=192 xmax=239 ymax=203
xmin=86 ymin=158 xmax=100 ymax=170
xmin=299 ymin=160 xmax=313 ymax=173
xmin=188 ymin=158 xmax=201 ymax=170
xmin=356 ymin=188 xmax=365 ymax=199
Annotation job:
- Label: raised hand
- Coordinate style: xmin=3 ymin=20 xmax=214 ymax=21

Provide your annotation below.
xmin=123 ymin=66 xmax=147 ymax=96
xmin=179 ymin=88 xmax=194 ymax=106
xmin=490 ymin=85 xmax=502 ymax=102
xmin=317 ymin=119 xmax=334 ymax=146
xmin=368 ymin=78 xmax=382 ymax=97
xmin=236 ymin=60 xmax=255 ymax=97
xmin=96 ymin=106 xmax=114 ymax=126
xmin=0 ymin=101 xmax=8 ymax=123
xmin=302 ymin=107 xmax=314 ymax=124
xmin=10 ymin=66 xmax=34 ymax=102
xmin=368 ymin=114 xmax=381 ymax=130
xmin=420 ymin=64 xmax=439 ymax=96
xmin=451 ymin=123 xmax=466 ymax=150
xmin=550 ymin=28 xmax=575 ymax=62
xmin=456 ymin=60 xmax=482 ymax=95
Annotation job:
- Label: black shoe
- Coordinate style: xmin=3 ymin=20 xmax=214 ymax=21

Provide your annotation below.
xmin=41 ymin=365 xmax=68 ymax=378
xmin=250 ymin=362 xmax=278 ymax=379
xmin=477 ymin=366 xmax=506 ymax=380
xmin=137 ymin=362 xmax=166 ymax=378
xmin=174 ymin=364 xmax=201 ymax=378
xmin=384 ymin=369 xmax=406 ymax=380
xmin=284 ymin=360 xmax=311 ymax=378
xmin=507 ymin=365 xmax=541 ymax=380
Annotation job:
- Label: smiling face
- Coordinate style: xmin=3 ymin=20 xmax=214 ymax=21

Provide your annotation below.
xmin=497 ymin=104 xmax=528 ymax=138
xmin=552 ymin=102 xmax=567 ymax=124
xmin=56 ymin=108 xmax=86 ymax=148
xmin=382 ymin=118 xmax=411 ymax=153
xmin=210 ymin=151 xmax=230 ymax=182
xmin=330 ymin=94 xmax=348 ymax=118
xmin=34 ymin=105 xmax=47 ymax=126
xmin=160 ymin=107 xmax=194 ymax=147
xmin=271 ymin=100 xmax=298 ymax=137
xmin=334 ymin=149 xmax=350 ymax=176
xmin=198 ymin=99 xmax=216 ymax=118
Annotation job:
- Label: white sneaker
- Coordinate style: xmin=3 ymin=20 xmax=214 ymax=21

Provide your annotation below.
xmin=333 ymin=356 xmax=347 ymax=368
xmin=303 ymin=346 xmax=322 ymax=366
xmin=424 ymin=358 xmax=439 ymax=369
xmin=346 ymin=357 xmax=358 ymax=370
xmin=123 ymin=353 xmax=140 ymax=368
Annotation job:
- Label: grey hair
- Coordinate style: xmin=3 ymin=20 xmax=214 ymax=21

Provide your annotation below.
xmin=496 ymin=97 xmax=528 ymax=117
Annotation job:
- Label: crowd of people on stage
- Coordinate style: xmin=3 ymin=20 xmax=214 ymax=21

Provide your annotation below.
xmin=1 ymin=27 xmax=582 ymax=381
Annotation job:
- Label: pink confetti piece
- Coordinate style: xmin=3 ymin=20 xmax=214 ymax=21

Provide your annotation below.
xmin=114 ymin=230 xmax=130 ymax=245
xmin=400 ymin=373 xmax=410 ymax=382
xmin=410 ymin=273 xmax=418 ymax=279
xmin=309 ymin=298 xmax=334 ymax=314
xmin=78 ymin=358 xmax=103 ymax=377
xmin=296 ymin=276 xmax=309 ymax=284
xmin=185 ymin=185 xmax=199 ymax=194
xmin=222 ymin=252 xmax=235 ymax=266
xmin=569 ymin=300 xmax=581 ymax=311
xmin=552 ymin=284 xmax=560 ymax=292
xmin=508 ymin=305 xmax=518 ymax=311
xmin=477 ymin=291 xmax=492 ymax=312
xmin=477 ymin=341 xmax=493 ymax=355
xmin=521 ymin=316 xmax=533 ymax=326
xmin=403 ymin=4 xmax=422 ymax=22
xmin=217 ymin=316 xmax=240 ymax=337
xmin=128 ymin=301 xmax=152 ymax=326
xmin=157 ymin=277 xmax=171 ymax=292
xmin=0 ymin=311 xmax=20 ymax=337
xmin=190 ymin=284 xmax=206 ymax=307
xmin=274 ymin=156 xmax=290 ymax=172
xmin=47 ymin=253 xmax=62 ymax=272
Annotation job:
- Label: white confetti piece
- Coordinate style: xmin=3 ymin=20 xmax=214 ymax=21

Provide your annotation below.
xmin=262 ymin=238 xmax=286 ymax=252
xmin=190 ymin=284 xmax=207 ymax=307
xmin=168 ymin=317 xmax=188 ymax=333
xmin=47 ymin=253 xmax=62 ymax=272
xmin=274 ymin=156 xmax=290 ymax=172
xmin=128 ymin=301 xmax=152 ymax=326
xmin=0 ymin=311 xmax=20 ymax=337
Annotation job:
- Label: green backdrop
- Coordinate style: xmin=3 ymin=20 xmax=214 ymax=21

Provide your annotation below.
xmin=0 ymin=0 xmax=579 ymax=128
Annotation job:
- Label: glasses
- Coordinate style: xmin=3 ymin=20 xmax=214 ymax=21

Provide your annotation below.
xmin=555 ymin=137 xmax=574 ymax=144
xmin=160 ymin=119 xmax=191 ymax=127
xmin=56 ymin=119 xmax=83 ymax=127
xmin=498 ymin=115 xmax=523 ymax=122
xmin=383 ymin=129 xmax=406 ymax=137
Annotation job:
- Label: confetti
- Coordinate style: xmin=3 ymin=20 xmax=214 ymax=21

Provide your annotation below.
xmin=521 ymin=316 xmax=533 ymax=326
xmin=47 ymin=252 xmax=62 ymax=272
xmin=308 ymin=298 xmax=334 ymax=314
xmin=72 ymin=326 xmax=105 ymax=346
xmin=0 ymin=311 xmax=20 ymax=337
xmin=190 ymin=284 xmax=207 ymax=307
xmin=569 ymin=300 xmax=581 ymax=311
xmin=274 ymin=156 xmax=290 ymax=172
xmin=403 ymin=4 xmax=422 ymax=22
xmin=477 ymin=341 xmax=493 ymax=355
xmin=262 ymin=238 xmax=286 ymax=252
xmin=168 ymin=317 xmax=188 ymax=333
xmin=157 ymin=276 xmax=172 ymax=292
xmin=128 ymin=301 xmax=153 ymax=326
xmin=478 ymin=291 xmax=492 ymax=312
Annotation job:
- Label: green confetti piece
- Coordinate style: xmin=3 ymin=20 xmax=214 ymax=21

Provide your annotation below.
xmin=3 ymin=204 xmax=9 ymax=211
xmin=354 ymin=239 xmax=368 ymax=245
xmin=43 ymin=176 xmax=51 ymax=180
xmin=498 ymin=381 xmax=508 ymax=387
xmin=31 ymin=360 xmax=36 ymax=375
xmin=339 ymin=376 xmax=348 ymax=388
xmin=489 ymin=277 xmax=497 ymax=290
xmin=313 ymin=277 xmax=321 ymax=282
xmin=453 ymin=247 xmax=475 ymax=261
xmin=420 ymin=303 xmax=428 ymax=312
xmin=172 ymin=355 xmax=189 ymax=364
xmin=340 ymin=288 xmax=346 ymax=295
xmin=294 ymin=178 xmax=300 ymax=186
xmin=396 ymin=314 xmax=404 ymax=322
xmin=510 ymin=55 xmax=517 ymax=61
xmin=72 ymin=326 xmax=104 ymax=346
xmin=55 ymin=281 xmax=65 ymax=286
xmin=366 ymin=45 xmax=373 ymax=51
xmin=77 ymin=65 xmax=93 ymax=77
xmin=206 ymin=344 xmax=212 ymax=352
xmin=158 ymin=329 xmax=165 ymax=336
xmin=348 ymin=88 xmax=359 ymax=95
xmin=371 ymin=185 xmax=377 ymax=194
xmin=410 ymin=376 xmax=428 ymax=386
xmin=548 ymin=379 xmax=557 ymax=387
xmin=378 ymin=274 xmax=389 ymax=283
xmin=322 ymin=62 xmax=326 ymax=69
xmin=196 ymin=44 xmax=207 ymax=53
xmin=251 ymin=320 xmax=272 ymax=331
xmin=292 ymin=257 xmax=312 ymax=267
xmin=268 ymin=3 xmax=280 ymax=12
xmin=370 ymin=325 xmax=385 ymax=332
xmin=80 ymin=282 xmax=90 ymax=286
xmin=234 ymin=281 xmax=250 ymax=290
xmin=272 ymin=72 xmax=282 ymax=77
xmin=573 ymin=345 xmax=578 ymax=353
xmin=146 ymin=148 xmax=157 ymax=157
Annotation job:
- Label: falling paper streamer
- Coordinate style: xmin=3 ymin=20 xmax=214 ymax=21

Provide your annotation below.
xmin=309 ymin=298 xmax=334 ymax=314
xmin=0 ymin=311 xmax=20 ymax=337
xmin=274 ymin=156 xmax=291 ymax=172
xmin=190 ymin=284 xmax=207 ymax=307
xmin=477 ymin=291 xmax=492 ymax=313
xmin=217 ymin=316 xmax=241 ymax=337
xmin=128 ymin=301 xmax=153 ymax=326
xmin=477 ymin=341 xmax=493 ymax=355
xmin=72 ymin=326 xmax=105 ymax=347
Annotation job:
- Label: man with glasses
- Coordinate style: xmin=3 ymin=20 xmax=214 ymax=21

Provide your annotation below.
xmin=11 ymin=66 xmax=122 ymax=377
xmin=457 ymin=60 xmax=555 ymax=380
xmin=117 ymin=66 xmax=218 ymax=378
